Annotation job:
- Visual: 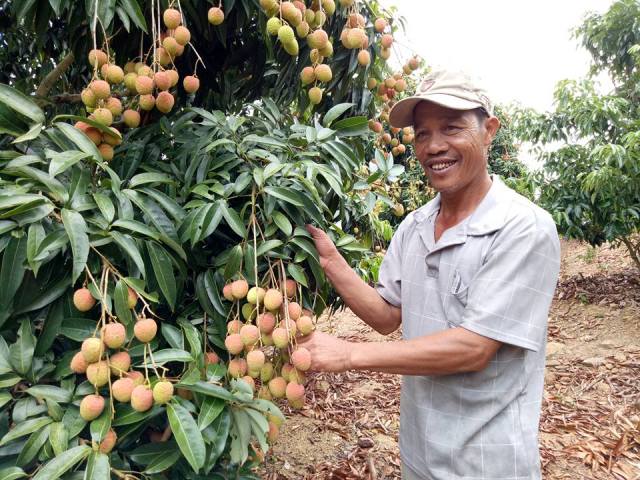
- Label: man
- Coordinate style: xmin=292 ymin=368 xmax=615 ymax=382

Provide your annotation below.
xmin=302 ymin=69 xmax=561 ymax=479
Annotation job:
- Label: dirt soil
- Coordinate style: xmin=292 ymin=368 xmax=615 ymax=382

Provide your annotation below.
xmin=259 ymin=239 xmax=640 ymax=480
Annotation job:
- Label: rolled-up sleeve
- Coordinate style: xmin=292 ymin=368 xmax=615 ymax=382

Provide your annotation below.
xmin=375 ymin=220 xmax=409 ymax=307
xmin=459 ymin=213 xmax=561 ymax=351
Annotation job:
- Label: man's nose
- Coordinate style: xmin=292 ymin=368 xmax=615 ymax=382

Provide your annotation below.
xmin=425 ymin=132 xmax=448 ymax=155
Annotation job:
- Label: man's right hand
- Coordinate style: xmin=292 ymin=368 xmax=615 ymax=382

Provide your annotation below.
xmin=306 ymin=224 xmax=343 ymax=271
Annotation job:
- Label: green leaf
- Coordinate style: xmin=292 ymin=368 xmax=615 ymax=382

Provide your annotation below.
xmin=272 ymin=211 xmax=293 ymax=237
xmin=287 ymin=263 xmax=309 ymax=287
xmin=113 ymin=219 xmax=161 ymax=240
xmin=112 ymin=405 xmax=163 ymax=427
xmin=175 ymin=381 xmax=235 ymax=402
xmin=31 ymin=444 xmax=91 ymax=480
xmin=92 ymin=193 xmax=115 ymax=223
xmin=128 ymin=440 xmax=178 ymax=465
xmin=264 ymin=186 xmax=304 ymax=207
xmin=9 ymin=319 xmax=36 ymax=376
xmin=61 ymin=209 xmax=89 ymax=284
xmin=61 ymin=317 xmax=97 ymax=341
xmin=139 ymin=348 xmax=192 ymax=366
xmin=49 ymin=422 xmax=69 ymax=456
xmin=47 ymin=150 xmax=90 ymax=177
xmin=129 ymin=172 xmax=175 ymax=188
xmin=229 ymin=408 xmax=251 ymax=465
xmin=161 ymin=324 xmax=184 ymax=350
xmin=256 ymin=239 xmax=283 ymax=256
xmin=84 ymin=452 xmax=110 ymax=480
xmin=0 ymin=417 xmax=53 ymax=446
xmin=16 ymin=425 xmax=50 ymax=467
xmin=113 ymin=279 xmax=133 ymax=325
xmin=223 ymin=244 xmax=243 ymax=280
xmin=0 ymin=467 xmax=27 ymax=480
xmin=26 ymin=222 xmax=45 ymax=274
xmin=220 ymin=201 xmax=247 ymax=238
xmin=144 ymin=449 xmax=181 ymax=474
xmin=147 ymin=242 xmax=177 ymax=310
xmin=119 ymin=0 xmax=148 ymax=31
xmin=12 ymin=123 xmax=43 ymax=144
xmin=90 ymin=403 xmax=111 ymax=442
xmin=0 ymin=235 xmax=27 ymax=314
xmin=242 ymin=134 xmax=287 ymax=149
xmin=110 ymin=231 xmax=145 ymax=276
xmin=323 ymin=103 xmax=355 ymax=127
xmin=167 ymin=401 xmax=206 ymax=473
xmin=0 ymin=391 xmax=10 ymax=408
xmin=198 ymin=397 xmax=225 ymax=431
xmin=0 ymin=84 xmax=45 ymax=124
xmin=54 ymin=122 xmax=101 ymax=162
xmin=26 ymin=385 xmax=72 ymax=403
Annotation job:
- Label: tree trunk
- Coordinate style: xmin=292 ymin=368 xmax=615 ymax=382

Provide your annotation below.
xmin=35 ymin=52 xmax=75 ymax=98
xmin=620 ymin=236 xmax=640 ymax=272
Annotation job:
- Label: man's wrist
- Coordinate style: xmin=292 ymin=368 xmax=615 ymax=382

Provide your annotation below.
xmin=324 ymin=252 xmax=348 ymax=278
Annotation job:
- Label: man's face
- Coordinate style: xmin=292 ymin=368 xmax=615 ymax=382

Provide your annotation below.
xmin=412 ymin=101 xmax=499 ymax=195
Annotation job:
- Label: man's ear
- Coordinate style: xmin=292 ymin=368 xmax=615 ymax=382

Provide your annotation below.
xmin=484 ymin=116 xmax=501 ymax=146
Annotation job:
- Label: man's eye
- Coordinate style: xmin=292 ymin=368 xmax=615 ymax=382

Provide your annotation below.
xmin=446 ymin=125 xmax=461 ymax=132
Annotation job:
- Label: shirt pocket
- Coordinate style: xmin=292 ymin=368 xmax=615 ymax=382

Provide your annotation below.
xmin=445 ymin=269 xmax=469 ymax=326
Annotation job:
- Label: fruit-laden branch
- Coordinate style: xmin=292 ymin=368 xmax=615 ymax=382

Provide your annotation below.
xmin=35 ymin=52 xmax=76 ymax=98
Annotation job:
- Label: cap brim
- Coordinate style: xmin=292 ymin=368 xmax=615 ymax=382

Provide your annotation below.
xmin=389 ymin=94 xmax=484 ymax=128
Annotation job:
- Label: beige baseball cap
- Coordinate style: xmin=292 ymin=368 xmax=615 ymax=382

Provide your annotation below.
xmin=389 ymin=69 xmax=494 ymax=128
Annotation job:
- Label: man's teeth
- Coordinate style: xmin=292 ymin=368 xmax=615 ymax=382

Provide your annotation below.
xmin=431 ymin=161 xmax=455 ymax=171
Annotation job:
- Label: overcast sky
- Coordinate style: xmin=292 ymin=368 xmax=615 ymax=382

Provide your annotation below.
xmin=384 ymin=0 xmax=614 ymax=112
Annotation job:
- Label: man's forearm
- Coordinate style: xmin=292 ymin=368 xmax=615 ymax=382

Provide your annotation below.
xmin=324 ymin=255 xmax=401 ymax=334
xmin=348 ymin=327 xmax=501 ymax=375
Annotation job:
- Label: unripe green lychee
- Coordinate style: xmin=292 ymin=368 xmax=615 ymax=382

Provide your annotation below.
xmin=157 ymin=47 xmax=171 ymax=66
xmin=308 ymin=29 xmax=329 ymax=49
xmin=86 ymin=360 xmax=110 ymax=387
xmin=241 ymin=375 xmax=256 ymax=391
xmin=281 ymin=362 xmax=294 ymax=381
xmin=246 ymin=287 xmax=266 ymax=305
xmin=81 ymin=88 xmax=97 ymax=108
xmin=240 ymin=324 xmax=260 ymax=346
xmin=271 ymin=328 xmax=289 ymax=349
xmin=231 ymin=279 xmax=249 ymax=300
xmin=155 ymin=91 xmax=174 ymax=113
xmin=124 ymin=72 xmax=138 ymax=92
xmin=291 ymin=347 xmax=311 ymax=371
xmin=296 ymin=21 xmax=310 ymax=38
xmin=81 ymin=337 xmax=103 ymax=363
xmin=70 ymin=351 xmax=88 ymax=374
xmin=260 ymin=362 xmax=274 ymax=382
xmin=322 ymin=0 xmax=336 ymax=14
xmin=227 ymin=319 xmax=243 ymax=335
xmin=319 ymin=40 xmax=334 ymax=58
xmin=208 ymin=7 xmax=224 ymax=25
xmin=258 ymin=385 xmax=273 ymax=400
xmin=268 ymin=377 xmax=287 ymax=398
xmin=300 ymin=66 xmax=315 ymax=85
xmin=93 ymin=108 xmax=113 ymax=126
xmin=289 ymin=367 xmax=306 ymax=384
xmin=112 ymin=377 xmax=135 ymax=402
xmin=225 ymin=333 xmax=244 ymax=354
xmin=283 ymin=39 xmax=299 ymax=56
xmin=102 ymin=323 xmax=126 ymax=349
xmin=205 ymin=351 xmax=220 ymax=365
xmin=296 ymin=315 xmax=314 ymax=336
xmin=131 ymin=385 xmax=153 ymax=412
xmin=98 ymin=144 xmax=114 ymax=162
xmin=263 ymin=289 xmax=283 ymax=311
xmin=309 ymin=48 xmax=323 ymax=64
xmin=279 ymin=318 xmax=297 ymax=337
xmin=266 ymin=17 xmax=282 ymax=36
xmin=109 ymin=351 xmax=131 ymax=376
xmin=257 ymin=312 xmax=276 ymax=334
xmin=124 ymin=61 xmax=136 ymax=74
xmin=162 ymin=36 xmax=179 ymax=56
xmin=106 ymin=65 xmax=124 ymax=84
xmin=241 ymin=303 xmax=256 ymax=321
xmin=163 ymin=8 xmax=182 ymax=29
xmin=246 ymin=349 xmax=265 ymax=371
xmin=286 ymin=381 xmax=305 ymax=401
xmin=228 ymin=358 xmax=247 ymax=378
xmin=139 ymin=94 xmax=155 ymax=111
xmin=90 ymin=80 xmax=111 ymax=99
xmin=308 ymin=86 xmax=323 ymax=105
xmin=74 ymin=287 xmax=96 ymax=312
xmin=127 ymin=287 xmax=137 ymax=309
xmin=153 ymin=381 xmax=174 ymax=404
xmin=135 ymin=75 xmax=154 ymax=95
xmin=278 ymin=25 xmax=295 ymax=45
xmin=80 ymin=394 xmax=105 ymax=421
xmin=315 ymin=10 xmax=327 ymax=26
xmin=261 ymin=333 xmax=274 ymax=346
xmin=183 ymin=75 xmax=200 ymax=94
xmin=346 ymin=28 xmax=365 ymax=49
xmin=126 ymin=370 xmax=145 ymax=386
xmin=99 ymin=429 xmax=117 ymax=453
xmin=173 ymin=25 xmax=191 ymax=46
xmin=88 ymin=49 xmax=108 ymax=68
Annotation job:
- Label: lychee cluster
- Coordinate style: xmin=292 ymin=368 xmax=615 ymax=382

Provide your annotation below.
xmin=221 ymin=277 xmax=315 ymax=410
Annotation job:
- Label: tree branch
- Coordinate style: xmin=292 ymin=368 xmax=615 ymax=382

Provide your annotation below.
xmin=620 ymin=236 xmax=640 ymax=272
xmin=35 ymin=51 xmax=75 ymax=98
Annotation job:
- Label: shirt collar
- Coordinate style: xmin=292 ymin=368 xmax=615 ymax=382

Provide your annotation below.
xmin=412 ymin=175 xmax=512 ymax=236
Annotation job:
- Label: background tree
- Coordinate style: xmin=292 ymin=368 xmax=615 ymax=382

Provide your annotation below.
xmin=513 ymin=0 xmax=640 ymax=270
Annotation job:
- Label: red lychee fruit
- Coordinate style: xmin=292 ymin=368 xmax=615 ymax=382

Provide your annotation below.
xmin=246 ymin=349 xmax=266 ymax=371
xmin=126 ymin=370 xmax=145 ymax=386
xmin=70 ymin=351 xmax=88 ymax=374
xmin=88 ymin=49 xmax=108 ymax=68
xmin=225 ymin=333 xmax=244 ymax=355
xmin=268 ymin=377 xmax=287 ymax=398
xmin=268 ymin=421 xmax=279 ymax=443
xmin=257 ymin=312 xmax=276 ymax=334
xmin=131 ymin=385 xmax=154 ymax=412
xmin=73 ymin=287 xmax=95 ymax=312
xmin=286 ymin=381 xmax=305 ymax=402
xmin=227 ymin=319 xmax=243 ymax=335
xmin=183 ymin=75 xmax=200 ymax=94
xmin=241 ymin=375 xmax=256 ymax=391
xmin=228 ymin=358 xmax=247 ymax=378
xmin=138 ymin=94 xmax=156 ymax=111
xmin=127 ymin=287 xmax=137 ymax=309
xmin=308 ymin=86 xmax=323 ymax=105
xmin=271 ymin=328 xmax=289 ymax=349
xmin=123 ymin=109 xmax=141 ymax=128
xmin=109 ymin=351 xmax=131 ymax=376
xmin=154 ymin=71 xmax=172 ymax=91
xmin=155 ymin=91 xmax=174 ymax=113
xmin=90 ymin=79 xmax=111 ymax=99
xmin=205 ymin=351 xmax=220 ymax=365
xmin=153 ymin=381 xmax=174 ymax=404
xmin=222 ymin=284 xmax=234 ymax=302
xmin=231 ymin=279 xmax=249 ymax=300
xmin=287 ymin=302 xmax=302 ymax=320
xmin=291 ymin=347 xmax=311 ymax=371
xmin=239 ymin=324 xmax=260 ymax=346
xmin=314 ymin=64 xmax=332 ymax=83
xmin=173 ymin=25 xmax=191 ymax=46
xmin=112 ymin=377 xmax=135 ymax=402
xmin=98 ymin=143 xmax=114 ymax=162
xmin=279 ymin=318 xmax=297 ymax=337
xmin=281 ymin=362 xmax=294 ymax=381
xmin=163 ymin=8 xmax=182 ymax=29
xmin=208 ymin=7 xmax=224 ymax=25
xmin=99 ymin=429 xmax=117 ymax=453
xmin=103 ymin=126 xmax=122 ymax=147
xmin=134 ymin=318 xmax=157 ymax=343
xmin=358 ymin=49 xmax=371 ymax=67
xmin=135 ymin=75 xmax=154 ymax=95
xmin=381 ymin=33 xmax=394 ymax=48
xmin=86 ymin=360 xmax=110 ymax=387
xmin=80 ymin=394 xmax=105 ymax=421
xmin=263 ymin=289 xmax=283 ymax=311
xmin=102 ymin=323 xmax=126 ymax=349
xmin=374 ymin=17 xmax=387 ymax=33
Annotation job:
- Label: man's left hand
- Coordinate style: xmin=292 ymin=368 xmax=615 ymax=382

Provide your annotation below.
xmin=296 ymin=331 xmax=353 ymax=373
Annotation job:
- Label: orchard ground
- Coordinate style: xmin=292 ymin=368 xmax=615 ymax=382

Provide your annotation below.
xmin=259 ymin=239 xmax=640 ymax=479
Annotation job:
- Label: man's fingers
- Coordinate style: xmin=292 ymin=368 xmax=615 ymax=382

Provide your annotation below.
xmin=296 ymin=332 xmax=313 ymax=344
